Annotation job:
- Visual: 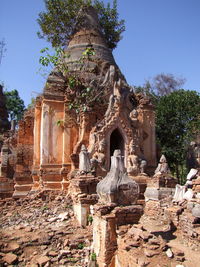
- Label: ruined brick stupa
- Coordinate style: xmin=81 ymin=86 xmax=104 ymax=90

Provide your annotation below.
xmin=11 ymin=6 xmax=156 ymax=197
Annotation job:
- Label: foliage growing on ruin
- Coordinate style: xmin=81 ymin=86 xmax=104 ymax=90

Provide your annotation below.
xmin=4 ymin=89 xmax=25 ymax=121
xmin=39 ymin=47 xmax=106 ymax=113
xmin=37 ymin=0 xmax=125 ymax=50
xmin=90 ymin=252 xmax=97 ymax=261
xmin=156 ymin=89 xmax=200 ymax=182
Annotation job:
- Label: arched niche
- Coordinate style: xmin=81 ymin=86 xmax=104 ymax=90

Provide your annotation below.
xmin=110 ymin=128 xmax=125 ymax=160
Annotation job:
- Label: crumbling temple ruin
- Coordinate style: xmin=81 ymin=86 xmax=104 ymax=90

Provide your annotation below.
xmin=10 ymin=6 xmax=157 ymax=198
xmin=1 ymin=6 xmax=200 ymax=267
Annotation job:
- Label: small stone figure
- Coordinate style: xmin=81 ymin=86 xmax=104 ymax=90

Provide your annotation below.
xmin=79 ymin=144 xmax=91 ymax=174
xmin=97 ymin=149 xmax=139 ymax=205
xmin=91 ymin=139 xmax=106 ymax=174
xmin=154 ymin=155 xmax=170 ymax=175
xmin=127 ymin=143 xmax=140 ymax=176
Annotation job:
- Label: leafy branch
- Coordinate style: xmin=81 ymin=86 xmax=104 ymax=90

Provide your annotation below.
xmin=39 ymin=46 xmax=106 ymax=114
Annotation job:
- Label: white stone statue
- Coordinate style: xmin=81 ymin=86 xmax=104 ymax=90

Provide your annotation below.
xmin=173 ymin=184 xmax=186 ymax=202
xmin=79 ymin=144 xmax=91 ymax=174
xmin=154 ymin=155 xmax=170 ymax=175
xmin=127 ymin=143 xmax=140 ymax=176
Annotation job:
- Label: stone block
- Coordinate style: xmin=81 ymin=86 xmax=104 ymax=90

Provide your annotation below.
xmin=43 ymin=182 xmax=62 ymax=190
xmin=144 ymin=187 xmax=175 ymax=201
xmin=73 ymin=203 xmax=90 ymax=227
xmin=113 ymin=205 xmax=143 ymax=226
xmin=42 ymin=174 xmax=62 ymax=182
xmin=14 ymin=184 xmax=32 ymax=192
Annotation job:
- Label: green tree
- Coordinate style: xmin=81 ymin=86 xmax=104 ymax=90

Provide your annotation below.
xmin=156 ymin=89 xmax=200 ymax=182
xmin=4 ymin=90 xmax=25 ymax=121
xmin=37 ymin=0 xmax=125 ymax=50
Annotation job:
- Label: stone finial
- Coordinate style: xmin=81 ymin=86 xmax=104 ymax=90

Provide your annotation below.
xmin=154 ymin=154 xmax=170 ymax=175
xmin=97 ymin=149 xmax=139 ymax=205
xmin=79 ymin=144 xmax=91 ymax=174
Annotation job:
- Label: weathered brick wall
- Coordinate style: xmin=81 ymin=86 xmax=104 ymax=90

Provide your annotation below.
xmin=13 ymin=108 xmax=35 ymax=197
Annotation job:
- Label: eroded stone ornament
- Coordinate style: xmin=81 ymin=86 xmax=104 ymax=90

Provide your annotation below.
xmin=97 ymin=149 xmax=139 ymax=205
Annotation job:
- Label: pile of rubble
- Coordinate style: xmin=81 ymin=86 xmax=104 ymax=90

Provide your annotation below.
xmin=116 ymin=223 xmax=186 ymax=267
xmin=0 ymin=191 xmax=93 ymax=266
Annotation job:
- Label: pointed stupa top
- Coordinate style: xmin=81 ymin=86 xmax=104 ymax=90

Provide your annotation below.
xmin=65 ymin=6 xmax=116 ymax=65
xmin=44 ymin=6 xmax=123 ymax=98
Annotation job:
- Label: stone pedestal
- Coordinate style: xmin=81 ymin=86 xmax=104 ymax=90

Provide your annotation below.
xmin=69 ymin=174 xmax=100 ymax=226
xmin=92 ymin=203 xmax=143 ymax=267
xmin=131 ymin=175 xmax=147 ymax=205
xmin=93 ymin=213 xmax=117 ymax=267
xmin=144 ymin=174 xmax=177 ymax=218
xmin=144 ymin=175 xmax=177 ymax=201
xmin=112 ymin=205 xmax=143 ymax=226
xmin=73 ymin=203 xmax=91 ymax=227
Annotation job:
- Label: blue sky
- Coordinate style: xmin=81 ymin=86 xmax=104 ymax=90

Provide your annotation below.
xmin=1 ymin=0 xmax=200 ymax=107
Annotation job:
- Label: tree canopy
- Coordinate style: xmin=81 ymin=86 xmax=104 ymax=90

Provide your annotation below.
xmin=156 ymin=89 xmax=200 ymax=181
xmin=37 ymin=0 xmax=125 ymax=50
xmin=4 ymin=90 xmax=25 ymax=122
xmin=134 ymin=73 xmax=186 ymax=99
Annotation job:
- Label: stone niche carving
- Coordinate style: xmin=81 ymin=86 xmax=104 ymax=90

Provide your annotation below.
xmin=97 ymin=149 xmax=139 ymax=205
